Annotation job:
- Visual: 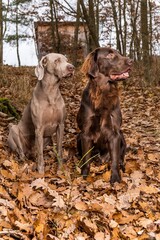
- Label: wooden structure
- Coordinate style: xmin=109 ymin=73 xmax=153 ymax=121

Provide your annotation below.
xmin=34 ymin=21 xmax=88 ymax=63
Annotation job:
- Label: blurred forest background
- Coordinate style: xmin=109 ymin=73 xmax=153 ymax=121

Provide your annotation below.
xmin=0 ymin=0 xmax=160 ymax=85
xmin=0 ymin=1 xmax=160 ymax=239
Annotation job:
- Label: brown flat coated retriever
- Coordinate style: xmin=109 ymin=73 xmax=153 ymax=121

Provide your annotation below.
xmin=77 ymin=47 xmax=132 ymax=183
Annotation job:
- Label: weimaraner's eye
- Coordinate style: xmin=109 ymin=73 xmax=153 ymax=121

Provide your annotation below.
xmin=55 ymin=58 xmax=61 ymax=64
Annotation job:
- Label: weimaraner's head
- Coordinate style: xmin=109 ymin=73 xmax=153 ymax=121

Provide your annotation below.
xmin=35 ymin=53 xmax=75 ymax=81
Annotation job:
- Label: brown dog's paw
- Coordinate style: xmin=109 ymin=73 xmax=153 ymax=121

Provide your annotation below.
xmin=110 ymin=172 xmax=121 ymax=184
xmin=119 ymin=162 xmax=125 ymax=172
xmin=81 ymin=167 xmax=90 ymax=179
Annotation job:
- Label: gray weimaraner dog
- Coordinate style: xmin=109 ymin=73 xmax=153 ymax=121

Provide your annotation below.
xmin=8 ymin=53 xmax=74 ymax=173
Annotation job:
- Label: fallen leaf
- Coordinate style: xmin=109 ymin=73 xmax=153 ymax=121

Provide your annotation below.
xmin=15 ymin=221 xmax=32 ymax=233
xmin=31 ymin=178 xmax=48 ymax=189
xmin=100 ymin=203 xmax=115 ymax=216
xmin=75 ymin=201 xmax=88 ymax=211
xmin=75 ymin=235 xmax=87 ymax=240
xmin=156 ymin=233 xmax=160 ymax=240
xmin=47 ymin=234 xmax=59 ymax=240
xmin=34 ymin=211 xmax=48 ymax=234
xmin=117 ymin=188 xmax=140 ymax=210
xmin=88 ymin=202 xmax=102 ymax=212
xmin=0 ymin=206 xmax=7 ymax=216
xmin=2 ymin=160 xmax=12 ymax=167
xmin=113 ymin=211 xmax=143 ymax=225
xmin=94 ymin=231 xmax=105 ymax=240
xmin=83 ymin=218 xmax=97 ymax=232
xmin=147 ymin=153 xmax=159 ymax=162
xmin=130 ymin=170 xmax=144 ymax=186
xmin=140 ymin=184 xmax=159 ymax=194
xmin=109 ymin=220 xmax=118 ymax=229
xmin=138 ymin=217 xmax=153 ymax=228
xmin=1 ymin=169 xmax=15 ymax=180
xmin=125 ymin=160 xmax=140 ymax=174
xmin=121 ymin=225 xmax=137 ymax=238
xmin=0 ymin=198 xmax=14 ymax=209
xmin=0 ymin=185 xmax=11 ymax=200
xmin=48 ymin=189 xmax=65 ymax=208
xmin=0 ymin=220 xmax=12 ymax=229
xmin=93 ymin=179 xmax=108 ymax=189
xmin=102 ymin=171 xmax=110 ymax=182
xmin=110 ymin=226 xmax=119 ymax=240
xmin=29 ymin=192 xmax=52 ymax=208
xmin=103 ymin=194 xmax=116 ymax=205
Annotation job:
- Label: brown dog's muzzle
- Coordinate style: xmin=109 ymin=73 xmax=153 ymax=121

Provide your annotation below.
xmin=109 ymin=57 xmax=133 ymax=81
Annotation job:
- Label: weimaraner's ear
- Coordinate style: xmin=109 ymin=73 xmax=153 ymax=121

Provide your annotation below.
xmin=35 ymin=56 xmax=47 ymax=80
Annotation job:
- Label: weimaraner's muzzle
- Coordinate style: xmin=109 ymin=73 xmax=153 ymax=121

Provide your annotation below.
xmin=8 ymin=53 xmax=74 ymax=173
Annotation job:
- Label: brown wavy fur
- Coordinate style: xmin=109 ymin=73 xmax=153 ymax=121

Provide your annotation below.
xmin=81 ymin=51 xmax=94 ymax=75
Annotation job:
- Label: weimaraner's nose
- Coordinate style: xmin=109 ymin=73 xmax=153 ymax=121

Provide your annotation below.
xmin=67 ymin=64 xmax=75 ymax=72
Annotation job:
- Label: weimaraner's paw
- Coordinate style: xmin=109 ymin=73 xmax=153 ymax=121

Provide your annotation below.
xmin=38 ymin=165 xmax=44 ymax=174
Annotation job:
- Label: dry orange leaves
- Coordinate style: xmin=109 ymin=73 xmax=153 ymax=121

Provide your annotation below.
xmin=0 ymin=67 xmax=160 ymax=239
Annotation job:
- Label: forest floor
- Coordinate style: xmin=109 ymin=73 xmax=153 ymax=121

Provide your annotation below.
xmin=0 ymin=66 xmax=160 ymax=240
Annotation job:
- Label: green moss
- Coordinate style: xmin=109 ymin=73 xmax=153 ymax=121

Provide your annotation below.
xmin=0 ymin=98 xmax=19 ymax=119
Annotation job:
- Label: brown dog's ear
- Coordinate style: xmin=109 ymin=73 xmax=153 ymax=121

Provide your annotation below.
xmin=81 ymin=49 xmax=99 ymax=78
xmin=35 ymin=56 xmax=47 ymax=81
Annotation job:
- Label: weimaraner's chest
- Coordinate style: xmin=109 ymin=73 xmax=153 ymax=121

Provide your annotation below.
xmin=30 ymin=92 xmax=65 ymax=136
xmin=43 ymin=103 xmax=65 ymax=136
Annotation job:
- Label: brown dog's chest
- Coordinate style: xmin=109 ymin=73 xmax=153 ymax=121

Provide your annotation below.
xmin=88 ymin=109 xmax=120 ymax=141
xmin=88 ymin=90 xmax=122 ymax=142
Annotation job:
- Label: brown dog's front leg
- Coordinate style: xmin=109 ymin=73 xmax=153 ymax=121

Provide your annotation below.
xmin=119 ymin=131 xmax=126 ymax=172
xmin=35 ymin=128 xmax=44 ymax=174
xmin=108 ymin=134 xmax=121 ymax=184
xmin=80 ymin=135 xmax=92 ymax=179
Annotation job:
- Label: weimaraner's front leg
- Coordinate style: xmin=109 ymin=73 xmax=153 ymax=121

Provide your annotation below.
xmin=56 ymin=123 xmax=64 ymax=165
xmin=35 ymin=128 xmax=44 ymax=174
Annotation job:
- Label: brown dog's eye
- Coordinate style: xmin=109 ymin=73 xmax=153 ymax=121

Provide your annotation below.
xmin=105 ymin=53 xmax=115 ymax=59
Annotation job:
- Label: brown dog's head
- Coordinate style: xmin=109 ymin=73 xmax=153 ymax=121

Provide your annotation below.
xmin=81 ymin=47 xmax=132 ymax=81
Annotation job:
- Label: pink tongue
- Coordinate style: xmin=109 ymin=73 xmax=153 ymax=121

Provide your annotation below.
xmin=111 ymin=72 xmax=129 ymax=80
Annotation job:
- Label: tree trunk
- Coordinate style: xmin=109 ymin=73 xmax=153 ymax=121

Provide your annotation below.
xmin=148 ymin=0 xmax=153 ymax=57
xmin=16 ymin=1 xmax=21 ymax=66
xmin=110 ymin=0 xmax=122 ymax=53
xmin=141 ymin=0 xmax=150 ymax=83
xmin=123 ymin=0 xmax=127 ymax=55
xmin=129 ymin=0 xmax=141 ymax=61
xmin=80 ymin=0 xmax=99 ymax=51
xmin=0 ymin=0 xmax=3 ymax=65
xmin=72 ymin=0 xmax=81 ymax=66
xmin=49 ymin=0 xmax=56 ymax=52
xmin=52 ymin=1 xmax=61 ymax=53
